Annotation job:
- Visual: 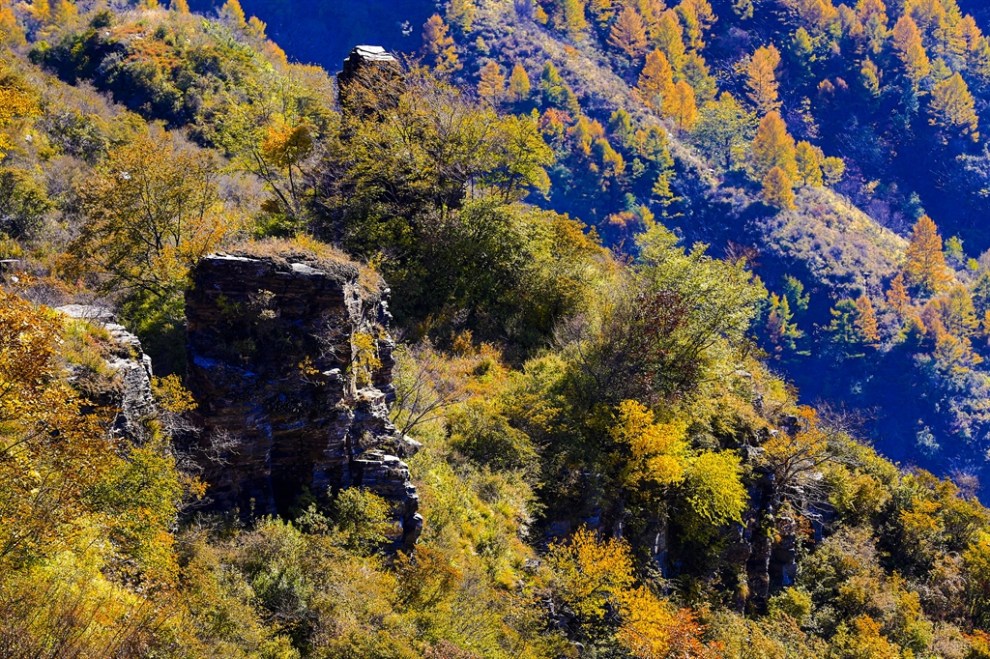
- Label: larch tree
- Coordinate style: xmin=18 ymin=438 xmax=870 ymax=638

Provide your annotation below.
xmin=854 ymin=295 xmax=881 ymax=345
xmin=477 ymin=60 xmax=506 ymax=104
xmin=448 ymin=0 xmax=476 ymax=32
xmin=560 ymin=0 xmax=589 ymax=37
xmin=668 ymin=80 xmax=698 ymax=130
xmin=745 ymin=44 xmax=782 ymax=114
xmin=887 ymin=272 xmax=911 ymax=312
xmin=422 ymin=15 xmax=462 ymax=77
xmin=857 ymin=0 xmax=889 ymax=54
xmin=221 ymin=0 xmax=247 ymax=29
xmin=676 ymin=0 xmax=716 ymax=50
xmin=762 ymin=166 xmax=796 ymax=210
xmin=904 ymin=215 xmax=953 ymax=295
xmin=507 ymin=62 xmax=531 ymax=102
xmin=609 ymin=5 xmax=649 ymax=59
xmin=892 ymin=15 xmax=931 ymax=86
xmin=637 ymin=49 xmax=676 ymax=112
xmin=751 ymin=111 xmax=797 ymax=180
xmin=929 ymin=72 xmax=979 ymax=141
xmin=795 ymin=141 xmax=824 ymax=186
xmin=171 ymin=0 xmax=189 ymax=13
xmin=654 ymin=9 xmax=687 ymax=72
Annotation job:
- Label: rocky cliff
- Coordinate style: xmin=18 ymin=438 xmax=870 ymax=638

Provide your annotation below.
xmin=185 ymin=244 xmax=421 ymax=546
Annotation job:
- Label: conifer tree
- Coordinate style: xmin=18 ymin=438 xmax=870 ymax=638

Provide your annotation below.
xmin=637 ymin=49 xmax=675 ymax=111
xmin=762 ymin=166 xmax=796 ymax=210
xmin=448 ymin=0 xmax=476 ymax=32
xmin=654 ymin=9 xmax=686 ymax=72
xmin=795 ymin=141 xmax=824 ymax=186
xmin=677 ymin=0 xmax=716 ymax=50
xmin=892 ymin=15 xmax=931 ymax=86
xmin=929 ymin=72 xmax=979 ymax=141
xmin=887 ymin=272 xmax=911 ymax=312
xmin=609 ymin=5 xmax=648 ymax=58
xmin=477 ymin=61 xmax=506 ymax=104
xmin=560 ymin=0 xmax=588 ymax=37
xmin=422 ymin=15 xmax=461 ymax=77
xmin=668 ymin=80 xmax=698 ymax=130
xmin=854 ymin=294 xmax=880 ymax=345
xmin=746 ymin=44 xmax=782 ymax=114
xmin=222 ymin=0 xmax=247 ymax=29
xmin=857 ymin=0 xmax=889 ymax=54
xmin=507 ymin=62 xmax=531 ymax=103
xmin=904 ymin=215 xmax=953 ymax=294
xmin=171 ymin=0 xmax=189 ymax=13
xmin=751 ymin=111 xmax=797 ymax=180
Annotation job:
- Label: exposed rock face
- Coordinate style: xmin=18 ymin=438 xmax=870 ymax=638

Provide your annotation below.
xmin=58 ymin=304 xmax=157 ymax=441
xmin=185 ymin=250 xmax=421 ymax=547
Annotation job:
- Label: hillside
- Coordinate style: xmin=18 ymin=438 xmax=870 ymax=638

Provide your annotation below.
xmin=5 ymin=0 xmax=990 ymax=657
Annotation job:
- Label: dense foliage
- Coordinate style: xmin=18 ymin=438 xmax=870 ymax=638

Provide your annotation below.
xmin=6 ymin=0 xmax=990 ymax=657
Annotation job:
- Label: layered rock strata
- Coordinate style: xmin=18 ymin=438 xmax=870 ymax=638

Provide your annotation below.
xmin=185 ymin=249 xmax=421 ymax=546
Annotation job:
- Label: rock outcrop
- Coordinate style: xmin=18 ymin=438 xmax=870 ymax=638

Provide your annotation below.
xmin=185 ymin=245 xmax=421 ymax=546
xmin=58 ymin=304 xmax=157 ymax=441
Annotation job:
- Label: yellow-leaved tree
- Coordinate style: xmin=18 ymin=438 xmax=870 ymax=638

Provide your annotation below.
xmin=70 ymin=126 xmax=232 ymax=369
xmin=904 ymin=215 xmax=953 ymax=295
xmin=745 ymin=44 xmax=782 ymax=114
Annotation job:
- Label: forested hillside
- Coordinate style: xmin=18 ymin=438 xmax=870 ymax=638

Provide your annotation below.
xmin=6 ymin=0 xmax=990 ymax=657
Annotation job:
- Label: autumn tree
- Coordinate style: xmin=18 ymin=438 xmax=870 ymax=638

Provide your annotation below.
xmin=904 ymin=215 xmax=953 ymax=295
xmin=752 ymin=111 xmax=798 ymax=180
xmin=855 ymin=294 xmax=881 ymax=345
xmin=929 ymin=72 xmax=979 ymax=141
xmin=422 ymin=15 xmax=461 ymax=77
xmin=892 ymin=15 xmax=931 ymax=86
xmin=693 ymin=92 xmax=755 ymax=171
xmin=171 ymin=0 xmax=189 ymax=13
xmin=221 ymin=0 xmax=246 ymax=29
xmin=448 ymin=0 xmax=476 ymax=32
xmin=677 ymin=0 xmax=716 ymax=50
xmin=668 ymin=80 xmax=698 ymax=130
xmin=857 ymin=0 xmax=889 ymax=54
xmin=70 ymin=127 xmax=231 ymax=366
xmin=762 ymin=166 xmax=796 ymax=210
xmin=507 ymin=62 xmax=531 ymax=103
xmin=547 ymin=527 xmax=635 ymax=621
xmin=477 ymin=60 xmax=506 ymax=104
xmin=638 ymin=49 xmax=676 ymax=112
xmin=654 ymin=9 xmax=687 ymax=72
xmin=609 ymin=5 xmax=648 ymax=59
xmin=611 ymin=399 xmax=688 ymax=492
xmin=559 ymin=0 xmax=588 ymax=37
xmin=794 ymin=141 xmax=823 ymax=186
xmin=746 ymin=44 xmax=782 ymax=114
xmin=887 ymin=272 xmax=911 ymax=312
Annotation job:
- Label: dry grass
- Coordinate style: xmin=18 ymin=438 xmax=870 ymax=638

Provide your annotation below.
xmin=226 ymin=235 xmax=384 ymax=298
